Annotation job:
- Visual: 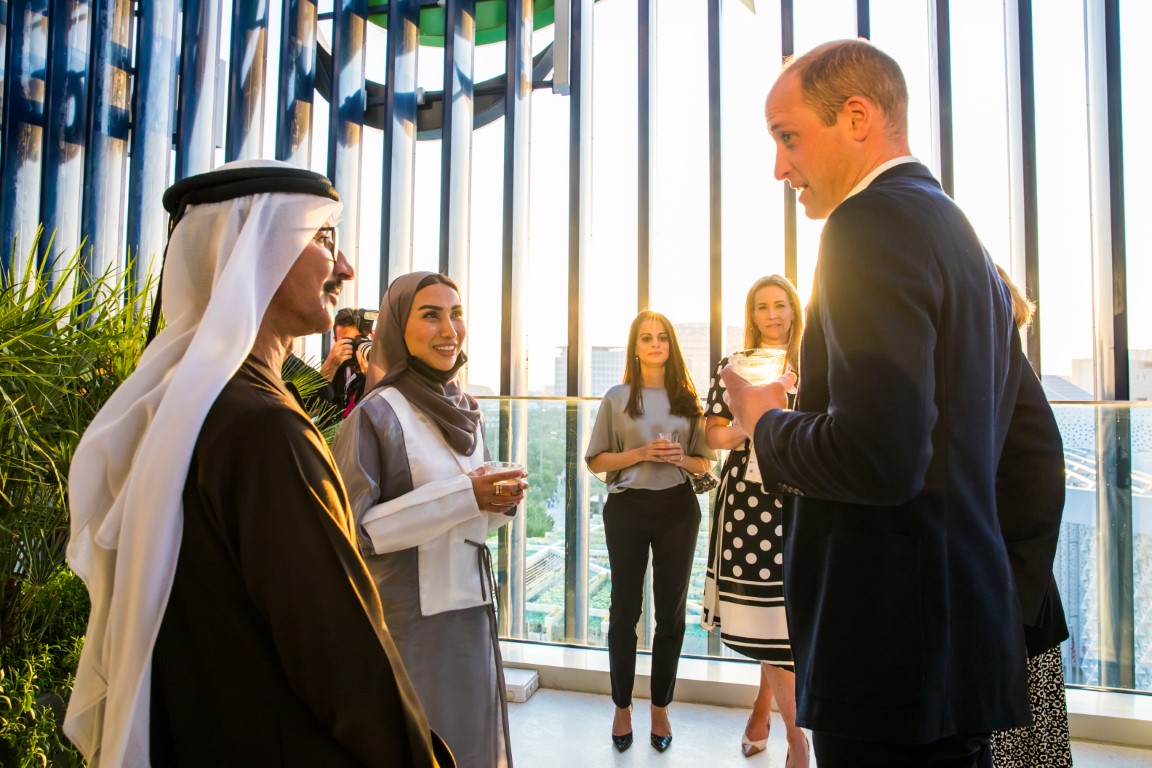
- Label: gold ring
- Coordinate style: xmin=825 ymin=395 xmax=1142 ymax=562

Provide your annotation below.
xmin=494 ymin=485 xmax=509 ymax=497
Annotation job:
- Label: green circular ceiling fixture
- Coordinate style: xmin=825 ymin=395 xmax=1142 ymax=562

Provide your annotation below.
xmin=368 ymin=0 xmax=557 ymax=48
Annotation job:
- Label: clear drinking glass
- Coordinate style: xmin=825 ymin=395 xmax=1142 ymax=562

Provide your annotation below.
xmin=656 ymin=432 xmax=681 ymax=462
xmin=725 ymin=348 xmax=788 ymax=386
xmin=484 ymin=460 xmax=524 ymax=496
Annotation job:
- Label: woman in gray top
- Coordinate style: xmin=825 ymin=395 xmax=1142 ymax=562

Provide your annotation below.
xmin=586 ymin=310 xmax=715 ymax=755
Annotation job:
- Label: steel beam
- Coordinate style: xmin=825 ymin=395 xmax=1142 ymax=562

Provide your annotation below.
xmin=1085 ymin=0 xmax=1133 ymax=689
xmin=125 ymin=0 xmax=178 ymax=292
xmin=81 ymin=0 xmax=132 ymax=279
xmin=175 ymin=0 xmax=221 ymax=179
xmin=380 ymin=0 xmax=418 ymax=292
xmin=438 ymin=0 xmax=474 ymax=287
xmin=327 ymin=0 xmax=366 ymax=304
xmin=225 ymin=0 xmax=269 ymax=161
xmin=41 ymin=0 xmax=90 ymax=272
xmin=780 ymin=0 xmax=796 ymax=286
xmin=637 ymin=0 xmax=654 ymax=312
xmin=928 ymin=0 xmax=954 ymax=197
xmin=275 ymin=0 xmax=317 ymax=167
xmin=0 ymin=0 xmax=48 ymax=277
xmin=1004 ymin=0 xmax=1041 ymax=369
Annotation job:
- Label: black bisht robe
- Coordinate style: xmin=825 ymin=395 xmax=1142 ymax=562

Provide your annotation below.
xmin=150 ymin=356 xmax=452 ymax=767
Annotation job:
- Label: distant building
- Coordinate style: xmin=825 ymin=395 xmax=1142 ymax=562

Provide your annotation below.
xmin=673 ymin=323 xmax=747 ymax=396
xmin=1071 ymin=349 xmax=1152 ymax=400
xmin=553 ymin=346 xmax=627 ymax=397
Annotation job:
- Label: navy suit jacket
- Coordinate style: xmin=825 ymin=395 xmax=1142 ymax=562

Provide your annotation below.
xmin=753 ymin=162 xmax=1033 ymax=743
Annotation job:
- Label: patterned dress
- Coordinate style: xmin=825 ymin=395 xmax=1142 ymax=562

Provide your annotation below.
xmin=700 ymin=357 xmax=793 ymax=668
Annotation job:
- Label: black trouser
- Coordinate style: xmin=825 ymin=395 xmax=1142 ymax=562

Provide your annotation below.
xmin=602 ymin=483 xmax=701 ymax=709
xmin=812 ymin=731 xmax=993 ymax=768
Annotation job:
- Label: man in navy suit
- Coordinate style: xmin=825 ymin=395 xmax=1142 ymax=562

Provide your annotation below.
xmin=723 ymin=40 xmax=1039 ymax=767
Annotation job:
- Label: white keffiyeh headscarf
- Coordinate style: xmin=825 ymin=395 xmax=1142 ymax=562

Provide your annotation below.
xmin=64 ymin=159 xmax=341 ymax=767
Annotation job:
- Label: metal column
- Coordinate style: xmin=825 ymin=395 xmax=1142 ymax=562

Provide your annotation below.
xmin=496 ymin=0 xmax=532 ymax=639
xmin=175 ymin=0 xmax=221 ymax=179
xmin=379 ymin=0 xmax=418 ymax=292
xmin=1004 ymin=0 xmax=1041 ymax=369
xmin=125 ymin=0 xmax=179 ymax=290
xmin=225 ymin=0 xmax=269 ymax=161
xmin=1085 ymin=0 xmax=1133 ymax=689
xmin=438 ymin=0 xmax=474 ymax=288
xmin=855 ymin=0 xmax=869 ymax=38
xmin=928 ymin=0 xmax=954 ymax=197
xmin=707 ymin=0 xmax=721 ymax=383
xmin=0 ymin=0 xmax=48 ymax=277
xmin=563 ymin=0 xmax=593 ymax=646
xmin=41 ymin=0 xmax=90 ymax=271
xmin=327 ymin=0 xmax=366 ymax=304
xmin=637 ymin=0 xmax=654 ymax=312
xmin=780 ymin=0 xmax=796 ymax=286
xmin=81 ymin=0 xmax=132 ymax=279
xmin=275 ymin=0 xmax=317 ymax=167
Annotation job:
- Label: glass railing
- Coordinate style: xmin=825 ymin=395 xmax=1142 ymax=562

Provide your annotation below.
xmin=475 ymin=397 xmax=1152 ymax=694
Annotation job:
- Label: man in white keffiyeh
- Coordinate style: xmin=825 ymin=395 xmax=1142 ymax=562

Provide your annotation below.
xmin=65 ymin=159 xmax=452 ymax=767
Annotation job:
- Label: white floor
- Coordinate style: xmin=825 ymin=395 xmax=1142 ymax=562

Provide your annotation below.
xmin=507 ymin=688 xmax=1152 ymax=767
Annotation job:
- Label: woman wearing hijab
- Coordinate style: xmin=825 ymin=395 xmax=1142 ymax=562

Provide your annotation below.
xmin=332 ymin=271 xmax=525 ymax=768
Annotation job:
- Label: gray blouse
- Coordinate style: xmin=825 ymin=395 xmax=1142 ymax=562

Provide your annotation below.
xmin=585 ymin=384 xmax=715 ymax=493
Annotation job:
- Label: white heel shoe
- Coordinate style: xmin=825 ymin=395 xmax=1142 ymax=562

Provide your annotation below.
xmin=741 ymin=717 xmax=769 ymax=758
xmin=741 ymin=730 xmax=768 ymax=757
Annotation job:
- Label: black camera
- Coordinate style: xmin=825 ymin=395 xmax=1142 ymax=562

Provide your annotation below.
xmin=351 ymin=334 xmax=373 ymax=363
xmin=353 ymin=308 xmax=378 ymax=336
xmin=351 ymin=309 xmax=377 ymax=365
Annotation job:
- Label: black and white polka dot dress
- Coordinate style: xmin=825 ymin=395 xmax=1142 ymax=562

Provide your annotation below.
xmin=700 ymin=357 xmax=793 ymax=668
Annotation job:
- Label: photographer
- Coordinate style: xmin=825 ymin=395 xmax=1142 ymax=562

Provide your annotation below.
xmin=321 ymin=307 xmax=377 ymax=417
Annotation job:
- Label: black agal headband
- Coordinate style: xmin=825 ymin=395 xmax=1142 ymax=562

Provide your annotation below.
xmin=148 ymin=166 xmax=340 ymax=343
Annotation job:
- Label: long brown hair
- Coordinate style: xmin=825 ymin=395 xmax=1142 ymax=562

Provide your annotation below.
xmin=623 ymin=310 xmax=702 ymax=418
xmin=744 ymin=274 xmax=803 ymax=372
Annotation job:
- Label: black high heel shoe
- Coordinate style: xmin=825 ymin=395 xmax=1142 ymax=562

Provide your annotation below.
xmin=612 ymin=705 xmax=633 ymax=752
xmin=650 ymin=732 xmax=673 ymax=752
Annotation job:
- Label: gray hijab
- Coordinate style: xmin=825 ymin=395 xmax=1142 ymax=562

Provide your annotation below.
xmin=364 ymin=271 xmax=481 ymax=456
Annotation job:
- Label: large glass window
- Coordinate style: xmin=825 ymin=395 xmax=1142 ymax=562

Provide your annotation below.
xmin=950 ymin=0 xmax=1011 ymax=269
xmin=651 ymin=0 xmax=710 ymax=395
xmin=527 ymin=29 xmax=571 ymax=396
xmin=1033 ymin=0 xmax=1094 ymax=389
xmin=587 ymin=0 xmax=639 ymax=389
xmin=791 ymin=1 xmax=857 ymax=305
xmin=720 ymin=0 xmax=784 ymax=356
xmin=466 ymin=43 xmax=508 ymax=393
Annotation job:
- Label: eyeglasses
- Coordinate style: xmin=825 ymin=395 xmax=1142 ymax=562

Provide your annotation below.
xmin=313 ymin=226 xmax=338 ymax=264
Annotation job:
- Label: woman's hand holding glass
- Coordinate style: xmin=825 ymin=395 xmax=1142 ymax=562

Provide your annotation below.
xmin=470 ymin=461 xmax=529 ymax=516
xmin=636 ymin=436 xmax=681 ymax=464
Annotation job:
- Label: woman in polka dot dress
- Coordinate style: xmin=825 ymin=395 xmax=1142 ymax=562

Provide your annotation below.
xmin=701 ymin=275 xmax=808 ymax=765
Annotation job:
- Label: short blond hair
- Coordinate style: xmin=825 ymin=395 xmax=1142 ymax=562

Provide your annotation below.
xmin=785 ymin=39 xmax=908 ymax=141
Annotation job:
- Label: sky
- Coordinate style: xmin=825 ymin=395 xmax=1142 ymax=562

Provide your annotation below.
xmin=238 ymin=0 xmax=1148 ymax=396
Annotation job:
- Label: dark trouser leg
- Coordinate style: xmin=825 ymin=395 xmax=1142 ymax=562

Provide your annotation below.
xmin=603 ymin=492 xmax=652 ymax=709
xmin=648 ymin=484 xmax=701 ymax=708
xmin=812 ymin=731 xmax=992 ymax=768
